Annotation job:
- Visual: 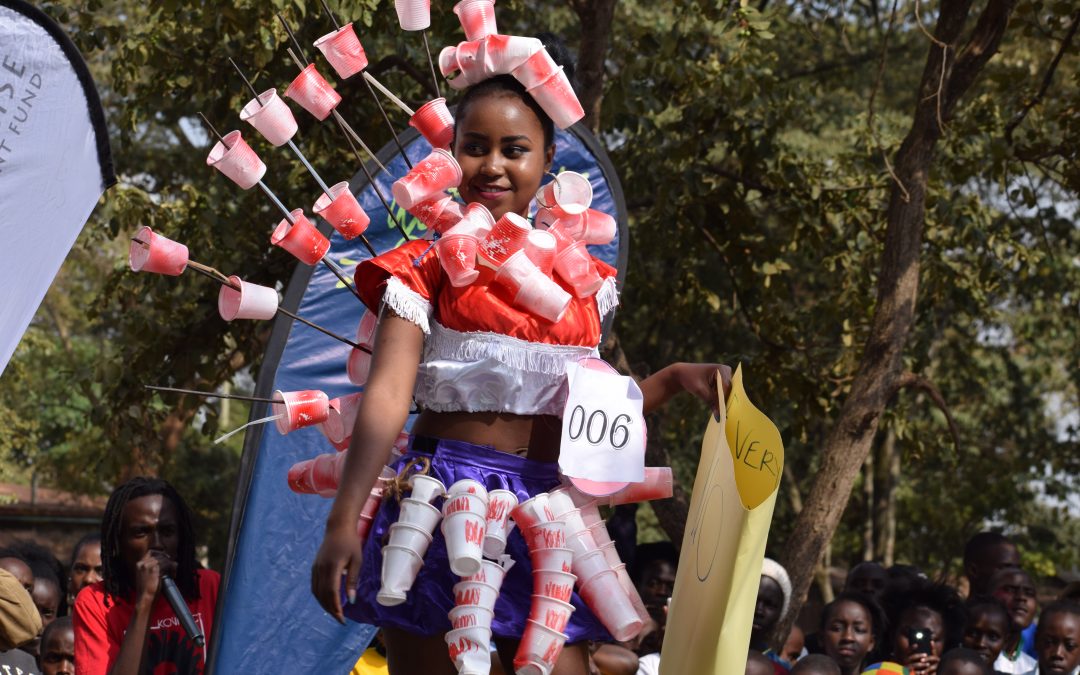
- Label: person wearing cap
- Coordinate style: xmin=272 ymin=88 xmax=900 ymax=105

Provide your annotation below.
xmin=753 ymin=558 xmax=794 ymax=673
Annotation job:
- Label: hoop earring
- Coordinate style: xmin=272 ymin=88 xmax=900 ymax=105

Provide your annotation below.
xmin=536 ymin=171 xmax=561 ymax=210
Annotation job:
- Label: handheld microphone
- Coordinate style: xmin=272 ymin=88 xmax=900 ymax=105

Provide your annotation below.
xmin=161 ymin=575 xmax=205 ymax=647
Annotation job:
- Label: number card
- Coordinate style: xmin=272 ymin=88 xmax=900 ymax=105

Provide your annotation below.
xmin=558 ymin=359 xmax=646 ymax=484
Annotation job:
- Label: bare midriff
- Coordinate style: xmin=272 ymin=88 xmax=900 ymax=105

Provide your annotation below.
xmin=411 ymin=410 xmax=563 ymax=462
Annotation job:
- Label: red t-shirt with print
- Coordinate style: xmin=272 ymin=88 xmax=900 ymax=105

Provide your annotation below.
xmin=73 ymin=569 xmax=219 ymax=675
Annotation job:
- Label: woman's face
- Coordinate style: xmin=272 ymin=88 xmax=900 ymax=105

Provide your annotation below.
xmin=69 ymin=541 xmax=102 ymax=595
xmin=752 ymin=576 xmax=785 ymax=640
xmin=894 ymin=606 xmax=946 ymax=660
xmin=453 ymin=92 xmax=553 ymax=221
xmin=1036 ymin=611 xmax=1080 ymax=675
xmin=962 ymin=609 xmax=1007 ymax=664
xmin=823 ymin=600 xmax=876 ymax=673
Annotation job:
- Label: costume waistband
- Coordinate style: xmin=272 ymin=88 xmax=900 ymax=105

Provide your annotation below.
xmin=407 ymin=435 xmax=560 ymax=481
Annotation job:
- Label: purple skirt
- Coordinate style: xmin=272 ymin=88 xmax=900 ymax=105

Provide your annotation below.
xmin=344 ymin=435 xmax=612 ymax=644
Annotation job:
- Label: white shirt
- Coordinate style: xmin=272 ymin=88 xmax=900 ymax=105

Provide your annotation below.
xmin=994 ymin=649 xmax=1038 ymax=674
xmin=635 ymin=652 xmax=660 ymax=675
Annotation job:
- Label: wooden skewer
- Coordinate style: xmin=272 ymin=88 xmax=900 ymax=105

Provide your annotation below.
xmin=145 ymin=385 xmax=282 ymax=404
xmin=363 ymin=72 xmax=415 ymax=117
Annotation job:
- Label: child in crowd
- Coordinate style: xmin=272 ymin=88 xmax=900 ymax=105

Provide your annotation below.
xmin=990 ymin=569 xmax=1038 ymax=674
xmin=883 ymin=583 xmax=967 ymax=675
xmin=963 ymin=534 xmax=1020 ymax=597
xmin=753 ymin=558 xmax=793 ymax=671
xmin=791 ymin=655 xmax=842 ymax=675
xmin=67 ymin=533 xmax=102 ymax=607
xmin=784 ymin=625 xmax=807 ymax=666
xmin=847 ymin=563 xmax=889 ymax=601
xmin=938 ymin=649 xmax=992 ymax=675
xmin=38 ymin=617 xmax=73 ymax=675
xmin=749 ymin=650 xmax=782 ymax=675
xmin=1031 ymin=601 xmax=1080 ymax=675
xmin=821 ymin=592 xmax=886 ymax=675
xmin=962 ymin=596 xmax=1012 ymax=671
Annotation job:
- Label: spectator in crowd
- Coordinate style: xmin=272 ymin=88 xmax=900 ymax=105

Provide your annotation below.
xmin=68 ymin=533 xmax=102 ymax=607
xmin=961 ymin=596 xmax=1011 ymax=671
xmin=938 ymin=648 xmax=993 ymax=675
xmin=752 ymin=559 xmax=793 ymax=666
xmin=847 ymin=563 xmax=889 ymax=602
xmin=748 ymin=650 xmax=780 ymax=675
xmin=74 ymin=477 xmax=219 ymax=675
xmin=0 ymin=554 xmax=34 ymax=595
xmin=883 ymin=583 xmax=967 ymax=675
xmin=0 ymin=566 xmax=42 ymax=673
xmin=9 ymin=541 xmax=68 ymax=620
xmin=37 ymin=616 xmax=73 ymax=675
xmin=790 ymin=654 xmax=842 ymax=675
xmin=1031 ymin=600 xmax=1080 ymax=675
xmin=990 ymin=569 xmax=1038 ymax=674
xmin=821 ymin=592 xmax=886 ymax=675
xmin=964 ymin=534 xmax=1020 ymax=597
xmin=784 ymin=624 xmax=807 ymax=667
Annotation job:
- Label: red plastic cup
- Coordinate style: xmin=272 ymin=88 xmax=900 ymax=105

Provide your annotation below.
xmin=527 ymin=68 xmax=586 ymax=129
xmin=314 ymin=23 xmax=368 ymax=80
xmin=453 ymin=0 xmax=497 ymax=41
xmin=356 ymin=310 xmax=378 ymax=346
xmin=536 ymin=171 xmax=592 ymax=218
xmin=379 ymin=544 xmax=423 ymax=605
xmin=608 ymin=467 xmax=674 ymax=505
xmin=346 ymin=347 xmax=371 ymax=386
xmin=394 ymin=0 xmax=431 ymax=31
xmin=410 ymin=98 xmax=455 ymax=151
xmin=448 ymin=604 xmax=494 ymax=630
xmin=445 ymin=626 xmax=492 ymax=673
xmin=464 ymin=558 xmax=511 ymax=592
xmin=525 ymin=229 xmax=557 ymax=276
xmin=532 ymin=569 xmax=576 ymax=603
xmin=577 ymin=570 xmax=643 ymax=641
xmin=528 ymin=595 xmax=575 ymax=633
xmin=271 ymin=209 xmax=330 ymax=265
xmin=218 ymin=276 xmax=278 ymax=321
xmin=479 ymin=212 xmax=532 ymax=267
xmin=580 ymin=208 xmax=617 ymax=246
xmin=483 ymin=34 xmax=542 ymax=75
xmin=409 ymin=193 xmax=452 ymax=231
xmin=512 ymin=47 xmax=560 ymax=90
xmin=239 ymin=88 xmax=298 ymax=147
xmin=129 ymin=226 xmax=189 ymax=276
xmin=286 ymin=450 xmax=345 ymax=496
xmin=453 ymin=39 xmax=486 ymax=85
xmin=272 ymin=389 xmax=330 ymax=434
xmin=452 ymin=580 xmax=499 ymax=610
xmin=525 ymin=521 xmax=567 ymax=551
xmin=313 ymin=182 xmax=370 ymax=240
xmin=321 ymin=392 xmax=364 ymax=443
xmin=284 ymin=64 xmax=342 ymax=121
xmin=511 ymin=493 xmax=555 ymax=530
xmin=391 ymin=149 xmax=463 ymax=209
xmin=206 ymin=130 xmax=266 ymax=190
xmin=529 ymin=547 xmax=574 ymax=575
xmin=398 ymin=497 xmax=442 ymax=531
xmin=513 ymin=273 xmax=571 ymax=323
xmin=516 ymin=619 xmax=568 ymax=670
xmin=553 ymin=241 xmax=603 ymax=298
xmin=436 ymin=233 xmax=480 ymax=287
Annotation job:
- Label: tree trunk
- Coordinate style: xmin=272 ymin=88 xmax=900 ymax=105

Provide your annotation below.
xmin=569 ymin=0 xmax=617 ymax=132
xmin=874 ymin=429 xmax=900 ymax=566
xmin=862 ymin=446 xmax=875 ymax=561
xmin=774 ymin=0 xmax=1017 ymax=647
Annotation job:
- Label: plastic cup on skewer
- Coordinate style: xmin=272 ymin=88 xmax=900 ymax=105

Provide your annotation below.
xmin=218 ymin=276 xmax=279 ymax=321
xmin=577 ymin=569 xmax=642 ymax=641
xmin=378 ymin=544 xmax=424 ymax=606
xmin=313 ymin=182 xmax=371 ymax=240
xmin=483 ymin=34 xmax=542 ymax=76
xmin=346 ymin=347 xmax=371 ymax=386
xmin=240 ymin=89 xmax=298 ymax=147
xmin=527 ymin=68 xmax=586 ymax=129
xmin=206 ymin=130 xmax=266 ymax=189
xmin=528 ymin=595 xmax=575 ymax=633
xmin=314 ymin=23 xmax=369 ymax=80
xmin=271 ymin=209 xmax=331 ymax=266
xmin=285 ymin=64 xmax=342 ymax=121
xmin=321 ymin=392 xmax=364 ymax=444
xmin=512 ymin=48 xmax=560 ymax=90
xmin=479 ymin=212 xmax=532 ymax=268
xmin=391 ymin=149 xmax=463 ymax=210
xmin=453 ymin=0 xmax=497 ymax=41
xmin=436 ymin=233 xmax=481 ymax=287
xmin=409 ymin=98 xmax=455 ymax=150
xmin=536 ymin=171 xmax=592 ymax=218
xmin=129 ymin=227 xmax=189 ymax=276
xmin=272 ymin=389 xmax=330 ymax=434
xmin=394 ymin=0 xmax=431 ymax=31
xmin=553 ymin=241 xmax=604 ymax=298
xmin=524 ymin=229 xmax=557 ymax=276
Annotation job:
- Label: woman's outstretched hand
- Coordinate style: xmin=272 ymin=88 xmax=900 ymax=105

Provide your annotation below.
xmin=311 ymin=523 xmax=364 ymax=624
xmin=674 ymin=363 xmax=733 ymax=416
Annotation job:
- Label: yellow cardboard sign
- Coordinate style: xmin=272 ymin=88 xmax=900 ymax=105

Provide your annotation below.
xmin=660 ymin=364 xmax=784 ymax=675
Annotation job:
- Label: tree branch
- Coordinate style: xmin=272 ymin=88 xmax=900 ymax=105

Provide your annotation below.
xmin=1004 ymin=10 xmax=1080 ymax=144
xmin=894 ymin=371 xmax=962 ymax=453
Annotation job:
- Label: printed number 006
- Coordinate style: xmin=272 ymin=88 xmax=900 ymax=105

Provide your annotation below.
xmin=567 ymin=406 xmax=632 ymax=449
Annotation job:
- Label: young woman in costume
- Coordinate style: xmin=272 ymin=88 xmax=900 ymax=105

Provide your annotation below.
xmin=311 ymin=45 xmax=731 ymax=674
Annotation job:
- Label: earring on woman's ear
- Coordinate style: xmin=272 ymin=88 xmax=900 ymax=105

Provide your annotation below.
xmin=536 ymin=171 xmax=560 ymax=210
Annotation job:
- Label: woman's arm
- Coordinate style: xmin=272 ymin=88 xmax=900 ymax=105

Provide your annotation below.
xmin=639 ymin=363 xmax=732 ymax=416
xmin=311 ymin=312 xmax=424 ymax=623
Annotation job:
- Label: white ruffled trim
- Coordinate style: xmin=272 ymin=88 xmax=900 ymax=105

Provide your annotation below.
xmin=425 ymin=321 xmax=599 ymax=376
xmin=596 ymin=277 xmax=619 ymax=319
xmin=381 ymin=276 xmax=433 ymax=334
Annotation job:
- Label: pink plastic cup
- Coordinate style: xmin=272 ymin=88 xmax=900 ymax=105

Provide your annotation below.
xmin=559 ymin=509 xmax=588 ymax=537
xmin=483 ymin=34 xmax=542 ymax=75
xmin=356 ymin=310 xmax=378 ymax=345
xmin=445 ymin=626 xmax=492 ymax=673
xmin=525 ymin=229 xmax=557 ymax=276
xmin=580 ymin=208 xmax=617 ymax=246
xmin=493 ymin=250 xmax=538 ymax=295
xmin=544 ymin=487 xmax=577 ymax=519
xmin=553 ymin=241 xmax=603 ymax=298
xmin=286 ymin=451 xmax=344 ymax=497
xmin=272 ymin=389 xmax=330 ymax=434
xmin=409 ymin=193 xmax=461 ymax=233
xmin=513 ymin=274 xmax=571 ymax=323
xmin=388 ymin=522 xmax=434 ymax=555
xmin=532 ymin=569 xmax=576 ymax=603
xmin=453 ymin=0 xmax=497 ymax=40
xmin=394 ymin=0 xmax=431 ymax=31
xmin=448 ymin=604 xmax=494 ymax=630
xmin=391 ymin=149 xmax=463 ymax=210
xmin=206 ymin=130 xmax=266 ymax=190
xmin=572 ymin=549 xmax=611 ymax=584
xmin=534 ymin=207 xmax=560 ymax=232
xmin=409 ymin=98 xmax=455 ymax=150
xmin=579 ymin=502 xmax=603 ymax=528
xmin=284 ymin=64 xmax=342 ymax=121
xmin=588 ymin=521 xmax=614 ymax=548
xmin=129 ymin=226 xmax=189 ymax=276
xmin=346 ymin=347 xmax=371 ymax=386
xmin=565 ymin=530 xmax=599 ymax=559
xmin=527 ymin=68 xmax=585 ymax=129
xmin=511 ymin=493 xmax=555 ymax=530
xmin=409 ymin=474 xmax=446 ymax=504
xmin=436 ymin=233 xmax=480 ymax=287
xmin=528 ymin=595 xmax=575 ymax=633
xmin=439 ymin=46 xmax=459 ymax=77
xmin=239 ymin=89 xmax=298 ymax=147
xmin=271 ymin=209 xmax=330 ymax=265
xmin=451 ymin=202 xmax=495 ymax=239
xmin=452 ymin=39 xmax=486 ymax=86
xmin=441 ymin=512 xmax=487 ymax=576
xmin=529 ymin=547 xmax=574 ymax=575
xmin=464 ymin=559 xmax=510 ymax=592
xmin=321 ymin=392 xmax=364 ymax=443
xmin=613 ymin=563 xmax=651 ymax=625
xmin=218 ymin=276 xmax=278 ymax=321
xmin=314 ymin=23 xmax=369 ymax=80
xmin=511 ymin=47 xmax=560 ymax=90
xmin=525 ymin=522 xmax=567 ymax=551
xmin=313 ymin=182 xmax=370 ymax=240
xmin=536 ymin=171 xmax=592 ymax=218
xmin=453 ymin=580 xmax=499 ymax=610
xmin=379 ymin=544 xmax=424 ymax=605
xmin=482 ymin=489 xmax=519 ymax=557
xmin=448 ymin=479 xmax=489 ymax=500
xmin=517 ymin=619 xmax=568 ymax=668
xmin=578 ymin=570 xmax=642 ymax=641
xmin=479 ymin=212 xmax=532 ymax=267
xmin=398 ymin=497 xmax=442 ymax=531
xmin=546 ymin=220 xmax=579 ymax=250
xmin=608 ymin=467 xmax=674 ymax=505
xmin=599 ymin=542 xmax=622 ymax=569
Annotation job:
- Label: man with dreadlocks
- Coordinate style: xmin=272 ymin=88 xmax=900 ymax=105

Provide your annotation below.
xmin=73 ymin=477 xmax=219 ymax=675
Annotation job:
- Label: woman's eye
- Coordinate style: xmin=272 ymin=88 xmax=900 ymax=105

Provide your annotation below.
xmin=465 ymin=143 xmax=485 ymax=155
xmin=504 ymin=145 xmax=526 ymax=158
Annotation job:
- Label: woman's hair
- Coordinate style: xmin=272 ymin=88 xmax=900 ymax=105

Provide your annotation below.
xmin=939 ymin=648 xmax=992 ymax=674
xmin=965 ymin=594 xmax=1015 ymax=634
xmin=101 ymin=477 xmax=199 ymax=606
xmin=70 ymin=532 xmax=101 ymax=568
xmin=1037 ymin=599 xmax=1080 ymax=635
xmin=820 ymin=591 xmax=888 ymax=648
xmin=453 ymin=33 xmax=577 ymax=149
xmin=881 ymin=582 xmax=967 ymax=654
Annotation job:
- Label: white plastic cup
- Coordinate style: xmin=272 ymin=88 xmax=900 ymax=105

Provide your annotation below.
xmin=613 ymin=563 xmax=651 ymax=626
xmin=314 ymin=23 xmax=368 ymax=79
xmin=378 ymin=544 xmax=424 ymax=606
xmin=346 ymin=347 xmax=371 ymax=386
xmin=544 ymin=488 xmax=576 ymax=519
xmin=516 ymin=619 xmax=569 ymax=670
xmin=527 ymin=68 xmax=586 ymax=129
xmin=532 ymin=569 xmax=576 ymax=603
xmin=565 ymin=530 xmax=599 ymax=559
xmin=599 ymin=542 xmax=622 ymax=569
xmin=206 ymin=130 xmax=266 ymax=190
xmin=529 ymin=547 xmax=574 ymax=575
xmin=577 ymin=569 xmax=642 ymax=641
xmin=528 ymin=594 xmax=575 ymax=633
xmin=579 ymin=502 xmax=603 ymax=528
xmin=445 ymin=626 xmax=492 ymax=673
xmin=284 ymin=64 xmax=342 ymax=121
xmin=395 ymin=0 xmax=431 ymax=31
xmin=129 ymin=226 xmax=189 ymax=276
xmin=458 ymin=202 xmax=496 ymax=239
xmin=452 ymin=580 xmax=499 ymax=611
xmin=572 ymin=549 xmax=611 ymax=585
xmin=409 ymin=474 xmax=446 ymax=504
xmin=536 ymin=171 xmax=592 ymax=217
xmin=511 ymin=48 xmax=560 ymax=90
xmin=218 ymin=276 xmax=278 ymax=321
xmin=313 ymin=182 xmax=371 ymax=240
xmin=525 ymin=521 xmax=567 ymax=552
xmin=448 ymin=604 xmax=495 ymax=630
xmin=391 ymin=149 xmax=463 ymax=209
xmin=442 ymin=512 xmax=486 ymax=576
xmin=453 ymin=0 xmax=497 ymax=40
xmin=482 ymin=489 xmax=519 ymax=558
xmin=272 ymin=389 xmax=330 ymax=434
xmin=463 ymin=559 xmax=511 ymax=592
xmin=511 ymin=493 xmax=554 ymax=530
xmin=398 ymin=497 xmax=442 ymax=532
xmin=483 ymin=34 xmax=542 ymax=75
xmin=388 ymin=522 xmax=434 ymax=556
xmin=321 ymin=392 xmax=364 ymax=443
xmin=240 ymin=88 xmax=298 ymax=147
xmin=448 ymin=479 xmax=489 ymax=500
xmin=587 ymin=521 xmax=614 ymax=548
xmin=513 ymin=274 xmax=571 ymax=323
xmin=560 ymin=509 xmax=588 ymax=537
